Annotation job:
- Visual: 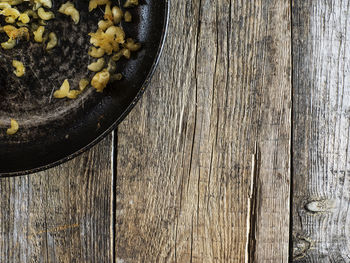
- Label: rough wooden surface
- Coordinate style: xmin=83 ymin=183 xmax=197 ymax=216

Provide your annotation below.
xmin=115 ymin=0 xmax=291 ymax=262
xmin=292 ymin=0 xmax=350 ymax=262
xmin=0 ymin=135 xmax=114 ymax=262
xmin=10 ymin=0 xmax=350 ymax=261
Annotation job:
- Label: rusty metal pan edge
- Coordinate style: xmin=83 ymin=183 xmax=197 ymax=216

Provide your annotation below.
xmin=0 ymin=0 xmax=170 ymax=177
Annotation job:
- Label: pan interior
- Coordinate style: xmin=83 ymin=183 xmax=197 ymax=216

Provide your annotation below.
xmin=0 ymin=1 xmax=100 ymax=127
xmin=0 ymin=0 xmax=168 ymax=175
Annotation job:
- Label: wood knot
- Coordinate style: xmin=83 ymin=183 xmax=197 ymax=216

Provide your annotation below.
xmin=304 ymin=199 xmax=336 ymax=213
xmin=293 ymin=235 xmax=313 ymax=260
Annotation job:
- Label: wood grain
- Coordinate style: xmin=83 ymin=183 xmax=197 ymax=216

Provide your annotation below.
xmin=0 ymin=135 xmax=114 ymax=262
xmin=292 ymin=0 xmax=350 ymax=262
xmin=115 ymin=0 xmax=291 ymax=262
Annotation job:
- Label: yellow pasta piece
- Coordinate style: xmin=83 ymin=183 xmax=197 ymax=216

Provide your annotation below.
xmin=124 ymin=0 xmax=138 ymax=8
xmin=53 ymin=79 xmax=82 ymax=99
xmin=8 ymin=0 xmax=24 ymax=5
xmin=124 ymin=38 xmax=141 ymax=51
xmin=59 ymin=2 xmax=79 ymax=24
xmin=79 ymin=78 xmax=89 ymax=91
xmin=124 ymin=11 xmax=132 ymax=22
xmin=12 ymin=60 xmax=25 ymax=77
xmin=88 ymin=58 xmax=105 ymax=72
xmin=3 ymin=25 xmax=17 ymax=36
xmin=105 ymin=26 xmax=125 ymax=43
xmin=3 ymin=25 xmax=29 ymax=40
xmin=24 ymin=9 xmax=38 ymax=19
xmin=89 ymin=27 xmax=124 ymax=55
xmin=98 ymin=19 xmax=112 ymax=31
xmin=53 ymin=79 xmax=70 ymax=98
xmin=91 ymin=69 xmax=110 ymax=92
xmin=111 ymin=6 xmax=123 ymax=24
xmin=5 ymin=16 xmax=15 ymax=23
xmin=46 ymin=32 xmax=57 ymax=50
xmin=111 ymin=51 xmax=123 ymax=61
xmin=1 ymin=8 xmax=20 ymax=19
xmin=88 ymin=46 xmax=105 ymax=58
xmin=1 ymin=39 xmax=16 ymax=49
xmin=37 ymin=7 xmax=54 ymax=20
xmin=6 ymin=119 xmax=19 ymax=135
xmin=67 ymin=90 xmax=80 ymax=99
xmin=104 ymin=2 xmax=112 ymax=20
xmin=39 ymin=0 xmax=52 ymax=8
xmin=88 ymin=0 xmax=109 ymax=12
xmin=0 ymin=3 xmax=11 ymax=10
xmin=18 ymin=13 xmax=30 ymax=23
xmin=33 ymin=25 xmax=44 ymax=42
xmin=121 ymin=48 xmax=130 ymax=59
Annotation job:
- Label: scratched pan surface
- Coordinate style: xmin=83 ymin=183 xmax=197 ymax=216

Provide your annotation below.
xmin=0 ymin=0 xmax=169 ymax=176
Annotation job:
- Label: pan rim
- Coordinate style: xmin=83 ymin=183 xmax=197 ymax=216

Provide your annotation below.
xmin=0 ymin=0 xmax=170 ymax=177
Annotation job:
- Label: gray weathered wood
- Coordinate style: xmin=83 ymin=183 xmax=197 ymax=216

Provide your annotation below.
xmin=115 ymin=0 xmax=291 ymax=262
xmin=0 ymin=135 xmax=114 ymax=262
xmin=0 ymin=0 xmax=294 ymax=261
xmin=292 ymin=0 xmax=350 ymax=262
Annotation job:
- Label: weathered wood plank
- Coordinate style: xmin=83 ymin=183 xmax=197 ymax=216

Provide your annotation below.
xmin=292 ymin=0 xmax=350 ymax=262
xmin=115 ymin=0 xmax=291 ymax=262
xmin=0 ymin=135 xmax=114 ymax=262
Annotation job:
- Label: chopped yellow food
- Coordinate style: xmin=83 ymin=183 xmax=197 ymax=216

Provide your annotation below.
xmin=18 ymin=13 xmax=30 ymax=23
xmin=37 ymin=7 xmax=54 ymax=20
xmin=53 ymin=79 xmax=70 ymax=98
xmin=53 ymin=79 xmax=82 ymax=99
xmin=39 ymin=0 xmax=53 ymax=9
xmin=91 ymin=69 xmax=110 ymax=92
xmin=124 ymin=11 xmax=132 ymax=22
xmin=88 ymin=0 xmax=110 ymax=12
xmin=67 ymin=90 xmax=80 ymax=99
xmin=33 ymin=25 xmax=45 ymax=42
xmin=0 ymin=8 xmax=20 ymax=20
xmin=1 ymin=39 xmax=15 ymax=49
xmin=98 ymin=19 xmax=113 ymax=31
xmin=12 ymin=60 xmax=25 ymax=77
xmin=46 ymin=32 xmax=57 ymax=50
xmin=79 ymin=79 xmax=89 ymax=91
xmin=104 ymin=2 xmax=112 ymax=21
xmin=0 ymin=3 xmax=11 ymax=10
xmin=59 ymin=2 xmax=79 ymax=24
xmin=112 ymin=6 xmax=123 ymax=23
xmin=88 ymin=47 xmax=105 ymax=58
xmin=124 ymin=0 xmax=138 ymax=8
xmin=124 ymin=38 xmax=141 ymax=51
xmin=89 ymin=26 xmax=125 ymax=55
xmin=4 ymin=25 xmax=29 ymax=40
xmin=7 ymin=119 xmax=19 ymax=135
xmin=88 ymin=58 xmax=105 ymax=72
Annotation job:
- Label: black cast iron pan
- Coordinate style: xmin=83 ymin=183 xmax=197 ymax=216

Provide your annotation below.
xmin=0 ymin=0 xmax=169 ymax=176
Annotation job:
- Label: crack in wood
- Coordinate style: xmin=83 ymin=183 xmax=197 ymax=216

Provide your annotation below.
xmin=246 ymin=142 xmax=259 ymax=263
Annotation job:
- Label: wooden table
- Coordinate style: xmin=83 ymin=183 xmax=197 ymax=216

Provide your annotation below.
xmin=0 ymin=0 xmax=348 ymax=262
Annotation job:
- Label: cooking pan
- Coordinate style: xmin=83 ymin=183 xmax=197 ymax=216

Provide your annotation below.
xmin=0 ymin=0 xmax=169 ymax=176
